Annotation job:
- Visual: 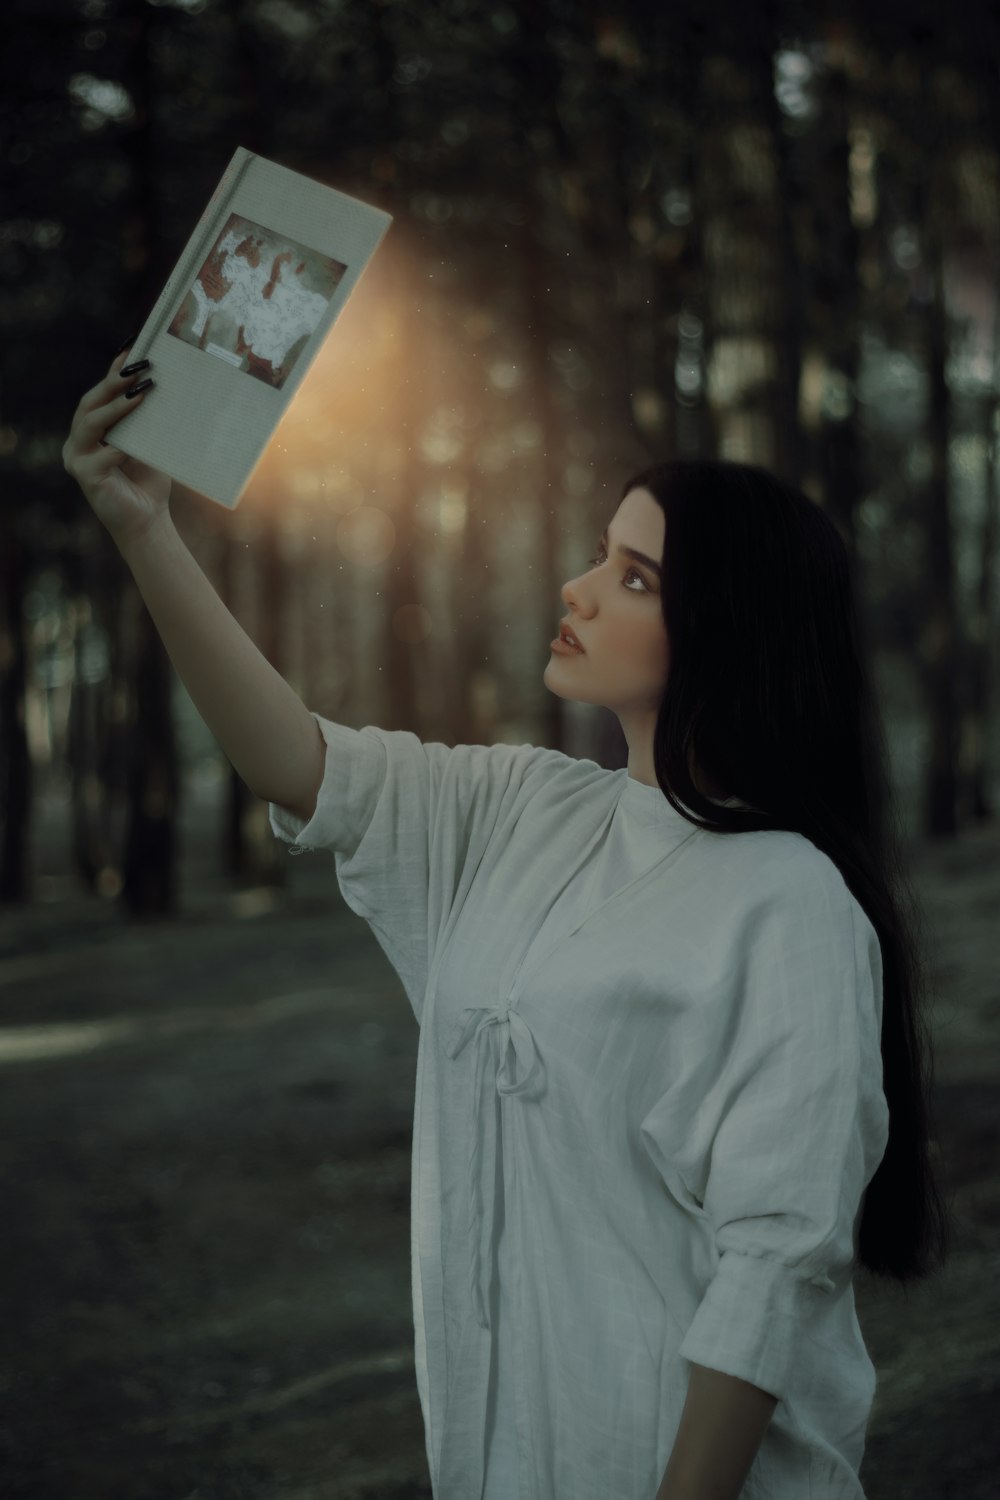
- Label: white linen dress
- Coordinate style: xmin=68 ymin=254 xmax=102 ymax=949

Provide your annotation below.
xmin=270 ymin=715 xmax=890 ymax=1500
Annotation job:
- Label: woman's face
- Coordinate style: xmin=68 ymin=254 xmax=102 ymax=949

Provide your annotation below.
xmin=544 ymin=486 xmax=668 ymax=718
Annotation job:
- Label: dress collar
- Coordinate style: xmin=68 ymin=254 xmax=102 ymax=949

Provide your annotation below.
xmin=617 ymin=770 xmax=753 ymax=827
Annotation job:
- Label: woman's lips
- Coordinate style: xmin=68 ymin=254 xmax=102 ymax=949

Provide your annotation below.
xmin=555 ymin=620 xmax=585 ymax=651
xmin=550 ymin=635 xmax=585 ymax=655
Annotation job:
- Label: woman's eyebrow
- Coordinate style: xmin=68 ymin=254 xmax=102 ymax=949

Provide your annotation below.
xmin=599 ymin=525 xmax=662 ymax=577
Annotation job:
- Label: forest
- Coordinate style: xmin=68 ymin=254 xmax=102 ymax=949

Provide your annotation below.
xmin=1 ymin=1 xmax=998 ymax=1497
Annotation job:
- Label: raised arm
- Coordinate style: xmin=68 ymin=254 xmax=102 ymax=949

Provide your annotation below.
xmin=116 ymin=516 xmax=325 ymax=819
xmin=63 ymin=344 xmax=325 ymax=821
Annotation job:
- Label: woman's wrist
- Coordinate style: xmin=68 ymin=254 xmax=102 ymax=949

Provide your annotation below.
xmin=114 ymin=505 xmax=179 ymax=565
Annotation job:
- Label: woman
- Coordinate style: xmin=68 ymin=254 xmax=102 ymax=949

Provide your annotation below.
xmin=64 ymin=343 xmax=950 ymax=1500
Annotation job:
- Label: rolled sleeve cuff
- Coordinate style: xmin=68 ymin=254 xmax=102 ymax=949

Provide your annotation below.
xmin=268 ymin=799 xmax=314 ymax=852
xmin=678 ymin=1248 xmax=836 ymax=1401
xmin=268 ymin=715 xmax=385 ymax=856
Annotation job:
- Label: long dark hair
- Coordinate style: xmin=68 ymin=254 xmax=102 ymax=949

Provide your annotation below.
xmin=622 ymin=458 xmax=952 ymax=1286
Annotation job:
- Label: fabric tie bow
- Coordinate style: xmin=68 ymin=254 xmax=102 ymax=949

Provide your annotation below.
xmin=445 ymin=1003 xmax=545 ymax=1329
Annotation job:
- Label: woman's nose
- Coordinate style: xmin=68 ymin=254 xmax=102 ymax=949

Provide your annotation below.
xmin=561 ymin=579 xmax=593 ymax=614
xmin=562 ymin=554 xmax=601 ymax=606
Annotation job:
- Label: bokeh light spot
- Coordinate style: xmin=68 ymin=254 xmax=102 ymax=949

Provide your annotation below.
xmin=336 ymin=506 xmax=396 ymax=566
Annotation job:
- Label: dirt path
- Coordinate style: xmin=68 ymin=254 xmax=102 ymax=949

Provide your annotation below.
xmin=1 ymin=783 xmax=997 ymax=1498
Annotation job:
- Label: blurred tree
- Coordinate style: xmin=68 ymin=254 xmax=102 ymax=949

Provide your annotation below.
xmin=66 ymin=530 xmax=124 ymax=898
xmin=513 ymin=0 xmax=569 ymax=752
xmin=963 ymin=14 xmax=1000 ymax=825
xmin=913 ymin=38 xmax=961 ymax=837
xmin=810 ymin=30 xmax=863 ymax=529
xmin=649 ymin=17 xmax=716 ymax=462
xmin=379 ymin=236 xmax=424 ymax=737
xmin=969 ymin=372 xmax=1000 ymax=824
xmin=632 ymin=16 xmax=706 ymax=465
xmin=755 ymin=25 xmax=807 ymax=488
xmin=0 ymin=511 xmax=32 ymax=902
xmin=363 ymin=0 xmax=422 ymax=738
xmin=117 ymin=0 xmax=181 ymax=916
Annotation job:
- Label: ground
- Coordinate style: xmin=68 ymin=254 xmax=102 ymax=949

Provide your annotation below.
xmin=1 ymin=773 xmax=997 ymax=1498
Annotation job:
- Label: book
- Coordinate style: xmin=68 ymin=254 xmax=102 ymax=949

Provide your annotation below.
xmin=107 ymin=146 xmax=392 ymax=508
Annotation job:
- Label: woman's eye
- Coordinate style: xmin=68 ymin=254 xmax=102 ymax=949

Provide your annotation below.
xmin=586 ymin=548 xmax=647 ymax=592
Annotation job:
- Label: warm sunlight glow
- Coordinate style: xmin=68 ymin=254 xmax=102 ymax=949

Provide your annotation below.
xmin=336 ymin=506 xmax=396 ymax=566
xmin=244 ymin=237 xmax=422 ymax=573
xmin=437 ymin=480 xmax=468 ymax=535
xmin=392 ymin=603 xmax=433 ymax=645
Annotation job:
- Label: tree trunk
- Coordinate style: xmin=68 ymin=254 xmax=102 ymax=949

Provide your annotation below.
xmin=518 ymin=162 xmax=565 ymax=753
xmin=965 ymin=380 xmax=998 ymax=823
xmin=214 ymin=519 xmax=259 ymax=882
xmin=813 ymin=43 xmax=863 ymax=554
xmin=758 ymin=37 xmax=806 ymax=489
xmin=673 ymin=53 xmax=716 ymax=461
xmin=915 ymin=139 xmax=961 ymax=837
xmin=0 ymin=507 xmax=32 ymax=902
xmin=380 ymin=238 xmax=422 ymax=738
xmin=120 ymin=587 xmax=180 ymax=918
xmin=66 ymin=541 xmax=108 ymax=894
xmin=119 ymin=0 xmax=181 ymax=915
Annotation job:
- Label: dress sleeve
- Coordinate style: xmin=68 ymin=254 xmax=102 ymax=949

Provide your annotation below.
xmin=269 ymin=714 xmax=387 ymax=858
xmin=269 ymin=711 xmax=555 ymax=1025
xmin=640 ymin=860 xmax=890 ymax=1402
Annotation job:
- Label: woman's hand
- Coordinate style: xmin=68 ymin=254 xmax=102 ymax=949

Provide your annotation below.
xmin=62 ymin=344 xmax=171 ymax=547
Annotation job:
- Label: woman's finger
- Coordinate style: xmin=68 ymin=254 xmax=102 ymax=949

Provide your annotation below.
xmin=72 ymin=348 xmax=143 ymax=425
xmin=65 ymin=386 xmax=151 ymax=479
xmin=81 ymin=380 xmax=152 ymax=444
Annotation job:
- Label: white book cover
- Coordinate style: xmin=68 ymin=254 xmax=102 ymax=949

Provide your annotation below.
xmin=108 ymin=146 xmax=393 ymax=508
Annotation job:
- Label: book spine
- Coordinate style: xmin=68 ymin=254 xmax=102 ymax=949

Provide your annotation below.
xmin=132 ymin=147 xmax=257 ymax=357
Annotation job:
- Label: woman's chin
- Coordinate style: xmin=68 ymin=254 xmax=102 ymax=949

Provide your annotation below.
xmin=543 ymin=660 xmax=600 ymax=703
xmin=543 ymin=662 xmax=573 ymax=698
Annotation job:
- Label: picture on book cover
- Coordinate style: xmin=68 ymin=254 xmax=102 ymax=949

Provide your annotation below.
xmin=167 ymin=213 xmax=348 ymax=390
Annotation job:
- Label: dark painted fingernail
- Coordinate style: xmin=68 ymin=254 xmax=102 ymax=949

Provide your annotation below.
xmin=125 ymin=378 xmax=154 ymax=398
xmin=116 ymin=333 xmax=139 ymax=355
xmin=120 ymin=358 xmax=150 ymax=378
